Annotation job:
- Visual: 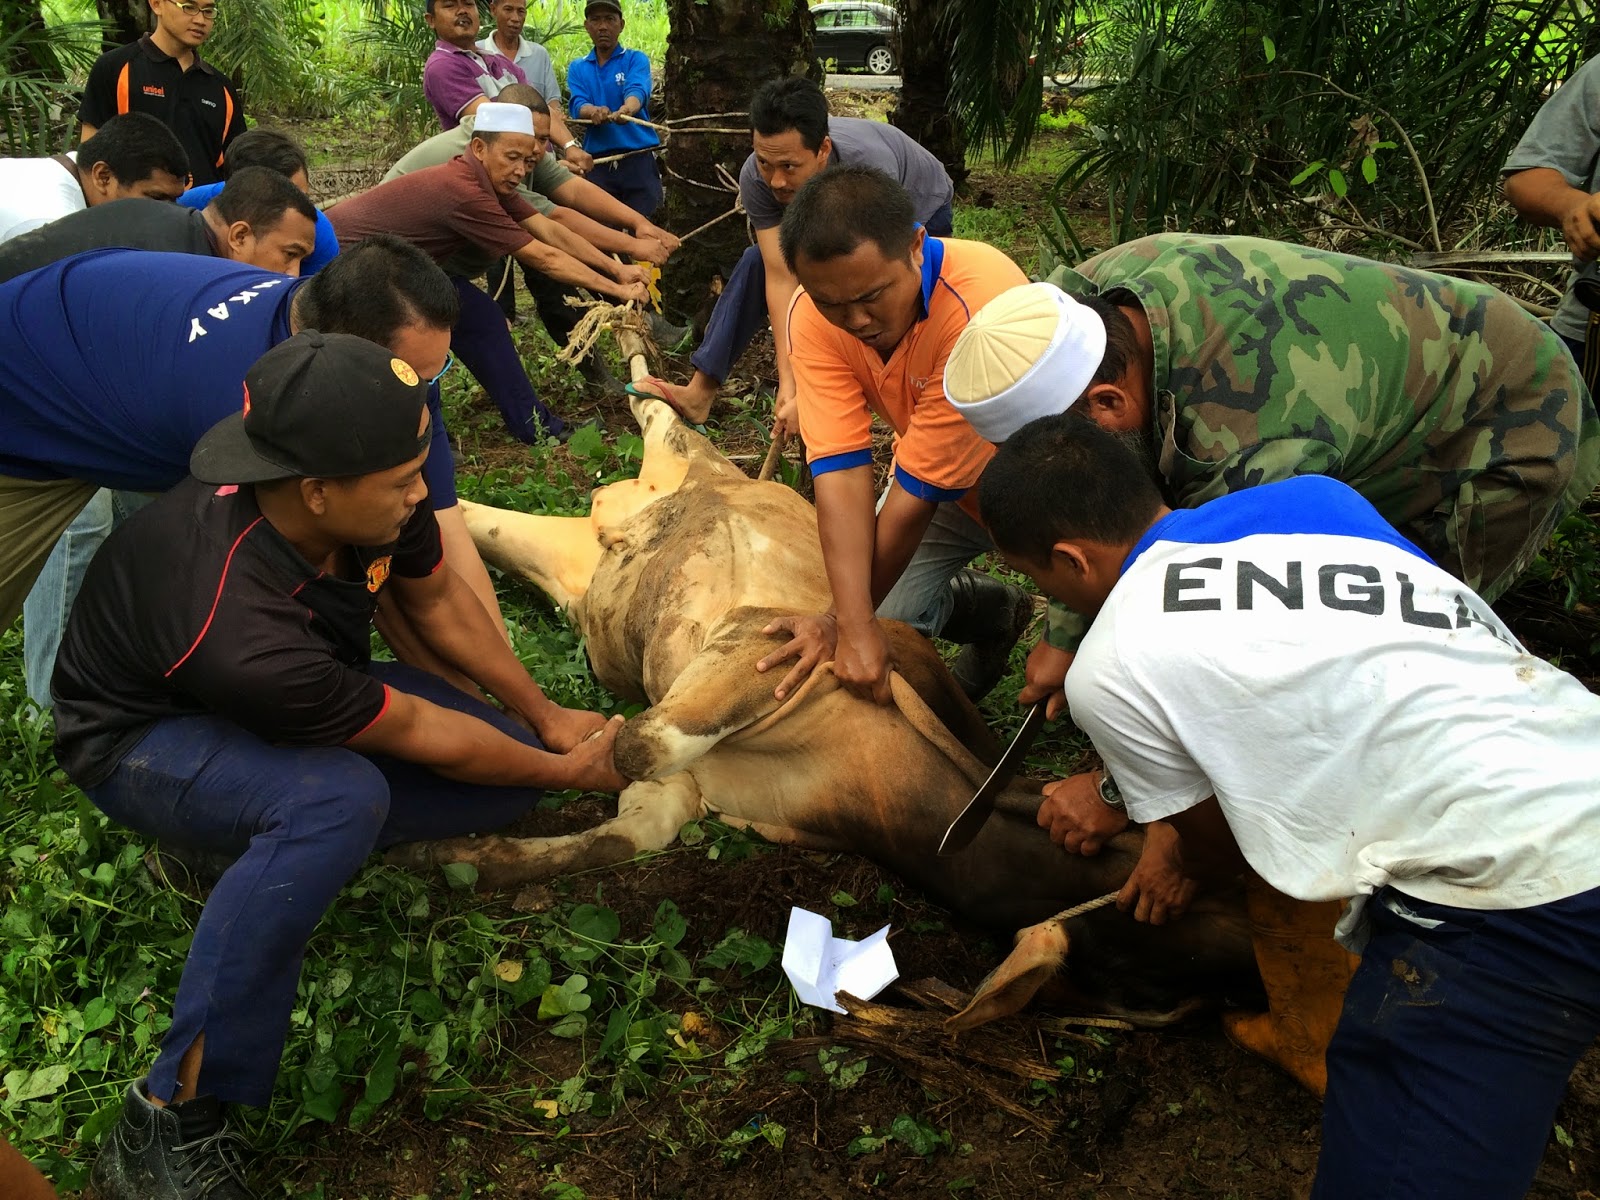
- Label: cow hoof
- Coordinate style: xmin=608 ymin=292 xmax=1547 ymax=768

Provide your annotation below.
xmin=945 ymin=918 xmax=1070 ymax=1033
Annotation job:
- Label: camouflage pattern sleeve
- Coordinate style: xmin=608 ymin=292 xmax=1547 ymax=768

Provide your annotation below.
xmin=1044 ymin=599 xmax=1090 ymax=652
xmin=1075 ymin=234 xmax=1600 ymax=603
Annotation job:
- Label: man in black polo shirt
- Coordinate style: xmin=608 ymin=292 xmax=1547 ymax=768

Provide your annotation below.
xmin=59 ymin=332 xmax=627 ymax=1200
xmin=80 ymin=0 xmax=247 ymax=186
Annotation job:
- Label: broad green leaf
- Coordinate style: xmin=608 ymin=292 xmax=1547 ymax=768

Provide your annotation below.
xmin=81 ymin=996 xmax=117 ymax=1034
xmin=1261 ymin=34 xmax=1275 ymax=63
xmin=653 ymin=900 xmax=687 ymax=948
xmin=4 ymin=1064 xmax=70 ymax=1104
xmin=568 ymin=903 xmax=620 ymax=944
xmin=1328 ymin=169 xmax=1349 ymax=198
xmin=440 ymin=862 xmax=478 ymax=890
xmin=890 ymin=1113 xmax=944 ymax=1156
xmin=1361 ymin=155 xmax=1378 ymax=184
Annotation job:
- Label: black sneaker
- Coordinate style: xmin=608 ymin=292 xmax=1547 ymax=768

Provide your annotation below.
xmin=90 ymin=1079 xmax=255 ymax=1200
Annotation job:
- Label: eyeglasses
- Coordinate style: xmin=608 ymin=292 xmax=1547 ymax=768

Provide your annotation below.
xmin=426 ymin=352 xmax=455 ymax=387
xmin=172 ymin=2 xmax=219 ymax=17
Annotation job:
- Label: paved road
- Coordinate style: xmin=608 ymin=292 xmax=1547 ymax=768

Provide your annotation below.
xmin=826 ymin=72 xmax=900 ymax=89
xmin=824 ymin=72 xmax=1104 ymax=93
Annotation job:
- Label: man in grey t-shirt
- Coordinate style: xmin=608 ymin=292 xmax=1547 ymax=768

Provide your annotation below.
xmin=1504 ymin=55 xmax=1600 ymax=382
xmin=640 ymin=76 xmax=954 ymax=427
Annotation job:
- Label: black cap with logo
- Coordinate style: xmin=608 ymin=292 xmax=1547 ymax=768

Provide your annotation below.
xmin=191 ymin=331 xmax=432 ymax=485
xmin=584 ymin=0 xmax=622 ymax=15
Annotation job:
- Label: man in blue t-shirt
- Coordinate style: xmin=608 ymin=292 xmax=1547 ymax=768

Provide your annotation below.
xmin=176 ymin=127 xmax=339 ymax=274
xmin=0 ymin=237 xmax=507 ymax=666
xmin=566 ymin=0 xmax=662 ymax=217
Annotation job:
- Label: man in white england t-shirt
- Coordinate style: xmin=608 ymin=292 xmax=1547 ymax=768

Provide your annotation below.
xmin=976 ymin=412 xmax=1600 ymax=1200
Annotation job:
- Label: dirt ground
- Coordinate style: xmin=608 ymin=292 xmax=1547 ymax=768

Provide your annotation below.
xmin=273 ymin=800 xmax=1600 ymax=1200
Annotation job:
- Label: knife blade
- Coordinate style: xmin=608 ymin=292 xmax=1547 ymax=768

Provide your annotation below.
xmin=936 ymin=698 xmax=1049 ymax=856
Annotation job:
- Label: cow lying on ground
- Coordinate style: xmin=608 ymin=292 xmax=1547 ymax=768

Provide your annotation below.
xmin=389 ymin=391 xmax=1254 ymax=1026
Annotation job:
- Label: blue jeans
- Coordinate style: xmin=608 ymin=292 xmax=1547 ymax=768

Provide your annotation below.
xmin=875 ymin=494 xmax=994 ymax=636
xmin=87 ymin=662 xmax=544 ymax=1108
xmin=689 ymin=204 xmax=954 ymax=386
xmin=1314 ymin=885 xmax=1600 ymax=1199
xmin=23 ymin=488 xmax=151 ymax=706
xmin=449 ymin=276 xmax=566 ymax=443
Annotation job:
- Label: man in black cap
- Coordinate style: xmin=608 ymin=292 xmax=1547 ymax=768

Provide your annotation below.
xmin=57 ymin=332 xmax=628 ymax=1200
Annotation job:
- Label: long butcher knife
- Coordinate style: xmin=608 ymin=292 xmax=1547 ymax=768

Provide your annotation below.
xmin=936 ymin=698 xmax=1049 ymax=856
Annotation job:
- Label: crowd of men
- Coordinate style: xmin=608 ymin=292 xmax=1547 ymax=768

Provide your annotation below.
xmin=1 ymin=2 xmax=1599 ymax=1197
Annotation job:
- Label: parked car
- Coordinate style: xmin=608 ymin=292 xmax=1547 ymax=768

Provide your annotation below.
xmin=811 ymin=2 xmax=898 ymax=76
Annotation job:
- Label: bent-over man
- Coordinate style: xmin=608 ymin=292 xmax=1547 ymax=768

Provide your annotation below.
xmin=644 ymin=76 xmax=954 ymax=428
xmin=976 ymin=413 xmax=1600 ymax=1200
xmin=754 ymin=167 xmax=1031 ymax=705
xmin=328 ymin=101 xmax=652 ymax=441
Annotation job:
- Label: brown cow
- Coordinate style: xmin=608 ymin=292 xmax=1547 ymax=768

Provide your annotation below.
xmin=389 ymin=391 xmax=1254 ymax=1022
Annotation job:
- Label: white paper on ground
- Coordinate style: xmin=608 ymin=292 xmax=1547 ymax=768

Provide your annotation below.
xmin=781 ymin=906 xmax=899 ymax=1015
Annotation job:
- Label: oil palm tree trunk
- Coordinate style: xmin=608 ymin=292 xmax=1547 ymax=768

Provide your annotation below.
xmin=660 ymin=0 xmax=813 ymax=323
xmin=892 ymin=0 xmax=968 ymax=186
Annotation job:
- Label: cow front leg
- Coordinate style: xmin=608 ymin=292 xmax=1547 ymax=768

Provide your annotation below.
xmin=386 ymin=773 xmax=706 ymax=889
xmin=615 ymin=612 xmax=788 ymax=780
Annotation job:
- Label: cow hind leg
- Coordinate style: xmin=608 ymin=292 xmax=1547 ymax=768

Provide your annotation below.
xmin=386 ymin=773 xmax=706 ymax=889
xmin=459 ymin=500 xmax=601 ymax=612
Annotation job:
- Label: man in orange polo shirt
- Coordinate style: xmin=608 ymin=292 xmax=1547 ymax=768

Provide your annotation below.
xmin=756 ymin=167 xmax=1031 ymax=704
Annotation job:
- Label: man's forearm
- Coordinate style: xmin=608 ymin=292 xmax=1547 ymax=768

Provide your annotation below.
xmin=814 ymin=466 xmax=881 ymax=625
xmin=400 ymin=567 xmax=557 ymax=725
xmin=869 ymin=484 xmax=938 ymax=607
xmin=765 ymin=267 xmax=800 ymax=391
xmin=1504 ymin=166 xmax=1585 ymax=228
xmin=549 ymin=108 xmax=576 ymax=149
xmin=547 ymin=205 xmax=645 ymax=258
xmin=528 ymin=211 xmax=621 ymax=276
xmin=550 ymin=175 xmax=651 ymax=235
xmin=514 ymin=233 xmax=626 ymax=297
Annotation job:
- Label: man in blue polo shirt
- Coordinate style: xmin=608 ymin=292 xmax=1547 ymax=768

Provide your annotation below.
xmin=0 ymin=237 xmax=509 ymax=675
xmin=567 ymin=0 xmax=662 ymax=217
xmin=976 ymin=413 xmax=1600 ymax=1200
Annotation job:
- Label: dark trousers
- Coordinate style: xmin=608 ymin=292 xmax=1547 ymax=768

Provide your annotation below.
xmin=688 ymin=202 xmax=954 ymax=384
xmin=87 ymin=662 xmax=545 ymax=1108
xmin=1313 ymin=884 xmax=1600 ymax=1199
xmin=588 ymin=152 xmax=662 ymax=219
xmin=448 ymin=276 xmax=566 ymax=442
xmin=489 ymin=258 xmax=586 ymax=350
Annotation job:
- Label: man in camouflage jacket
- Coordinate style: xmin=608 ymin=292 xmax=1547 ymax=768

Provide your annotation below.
xmin=943 ymin=232 xmax=1600 ymax=857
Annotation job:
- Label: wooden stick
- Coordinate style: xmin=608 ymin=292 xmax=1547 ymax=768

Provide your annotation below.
xmin=665 ymin=111 xmax=750 ymax=123
xmin=590 ymin=146 xmax=660 ymax=166
xmin=677 ymin=204 xmax=745 ymax=244
xmin=757 ymin=429 xmax=788 ymax=482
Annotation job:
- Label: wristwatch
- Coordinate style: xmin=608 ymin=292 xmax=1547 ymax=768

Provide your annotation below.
xmin=1096 ymin=770 xmax=1125 ymax=812
xmin=562 ymin=139 xmax=580 ymax=152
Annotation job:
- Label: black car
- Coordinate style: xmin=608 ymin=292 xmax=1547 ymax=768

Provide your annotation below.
xmin=811 ymin=2 xmax=898 ymax=76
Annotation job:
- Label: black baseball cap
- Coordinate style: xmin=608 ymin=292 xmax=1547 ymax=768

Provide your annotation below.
xmin=584 ymin=0 xmax=622 ymax=15
xmin=191 ymin=331 xmax=432 ymax=485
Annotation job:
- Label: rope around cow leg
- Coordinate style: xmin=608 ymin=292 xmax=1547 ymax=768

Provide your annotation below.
xmin=1050 ymin=891 xmax=1121 ymax=923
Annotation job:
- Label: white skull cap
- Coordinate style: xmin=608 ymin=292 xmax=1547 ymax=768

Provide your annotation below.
xmin=472 ymin=102 xmax=537 ymax=136
xmin=944 ymin=281 xmax=1108 ymax=443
